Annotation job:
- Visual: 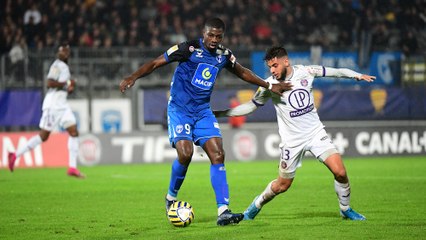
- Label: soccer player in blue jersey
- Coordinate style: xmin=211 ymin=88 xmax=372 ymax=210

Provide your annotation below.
xmin=119 ymin=17 xmax=292 ymax=226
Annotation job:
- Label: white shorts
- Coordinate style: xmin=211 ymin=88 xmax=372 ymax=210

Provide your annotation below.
xmin=39 ymin=107 xmax=76 ymax=131
xmin=278 ymin=129 xmax=339 ymax=179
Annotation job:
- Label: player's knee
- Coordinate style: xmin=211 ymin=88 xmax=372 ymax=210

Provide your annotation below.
xmin=334 ymin=169 xmax=348 ymax=182
xmin=178 ymin=151 xmax=193 ymax=164
xmin=210 ymin=149 xmax=225 ymax=164
xmin=177 ymin=146 xmax=194 ymax=165
xmin=68 ymin=130 xmax=78 ymax=137
xmin=66 ymin=125 xmax=79 ymax=137
xmin=40 ymin=135 xmax=49 ymax=142
xmin=274 ymin=180 xmax=292 ymax=194
xmin=39 ymin=132 xmax=49 ymax=142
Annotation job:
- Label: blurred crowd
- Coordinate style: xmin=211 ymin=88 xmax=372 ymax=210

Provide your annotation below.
xmin=1 ymin=0 xmax=424 ymax=57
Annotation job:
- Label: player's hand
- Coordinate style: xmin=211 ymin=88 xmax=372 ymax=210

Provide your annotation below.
xmin=119 ymin=77 xmax=136 ymax=93
xmin=67 ymin=79 xmax=76 ymax=94
xmin=271 ymin=81 xmax=293 ymax=95
xmin=356 ymin=75 xmax=376 ymax=82
xmin=213 ymin=109 xmax=229 ymax=118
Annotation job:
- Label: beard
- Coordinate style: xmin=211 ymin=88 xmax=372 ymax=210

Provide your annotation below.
xmin=276 ymin=67 xmax=287 ymax=81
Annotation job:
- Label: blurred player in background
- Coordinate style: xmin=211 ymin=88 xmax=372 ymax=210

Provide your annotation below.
xmin=215 ymin=46 xmax=376 ymax=221
xmin=8 ymin=43 xmax=84 ymax=178
xmin=228 ymin=95 xmax=246 ymax=128
xmin=119 ymin=18 xmax=292 ymax=226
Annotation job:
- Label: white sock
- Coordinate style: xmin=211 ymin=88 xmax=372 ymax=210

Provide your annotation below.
xmin=255 ymin=180 xmax=277 ymax=208
xmin=68 ymin=136 xmax=79 ymax=169
xmin=16 ymin=135 xmax=42 ymax=158
xmin=334 ymin=180 xmax=350 ymax=211
xmin=218 ymin=205 xmax=229 ymax=216
xmin=166 ymin=194 xmax=177 ymax=201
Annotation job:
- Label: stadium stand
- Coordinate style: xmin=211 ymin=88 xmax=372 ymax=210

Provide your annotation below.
xmin=1 ymin=0 xmax=425 ymax=131
xmin=1 ymin=0 xmax=425 ymax=53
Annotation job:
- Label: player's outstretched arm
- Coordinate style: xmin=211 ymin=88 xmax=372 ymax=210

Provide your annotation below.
xmin=213 ymin=109 xmax=230 ymax=118
xmin=355 ymin=74 xmax=376 ymax=82
xmin=214 ymin=100 xmax=259 ymax=118
xmin=119 ymin=54 xmax=168 ymax=93
xmin=229 ymin=63 xmax=292 ymax=95
xmin=324 ymin=67 xmax=376 ymax=82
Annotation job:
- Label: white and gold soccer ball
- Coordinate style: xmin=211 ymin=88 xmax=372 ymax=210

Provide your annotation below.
xmin=167 ymin=201 xmax=194 ymax=227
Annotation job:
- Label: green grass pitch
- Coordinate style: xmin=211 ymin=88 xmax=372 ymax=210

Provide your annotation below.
xmin=1 ymin=156 xmax=425 ymax=239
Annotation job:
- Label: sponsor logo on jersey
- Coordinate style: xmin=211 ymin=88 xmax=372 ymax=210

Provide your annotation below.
xmin=280 ymin=160 xmax=287 ymax=169
xmin=191 ymin=63 xmax=219 ymax=90
xmin=288 ymin=89 xmax=313 ymax=117
xmin=176 ymin=124 xmax=183 ymax=134
xmin=320 ymin=135 xmax=329 ymax=141
xmin=195 ymin=49 xmax=203 ymax=58
xmin=307 ymin=66 xmax=323 ymax=76
xmin=289 ymin=89 xmax=310 ymax=109
xmin=290 ymin=104 xmax=314 ymax=117
xmin=216 ymin=55 xmax=222 ymax=63
xmin=202 ymin=68 xmax=212 ymax=79
xmin=301 ymin=79 xmax=308 ymax=86
xmin=214 ymin=122 xmax=219 ymax=129
xmin=166 ymin=45 xmax=179 ymax=56
xmin=229 ymin=54 xmax=236 ymax=65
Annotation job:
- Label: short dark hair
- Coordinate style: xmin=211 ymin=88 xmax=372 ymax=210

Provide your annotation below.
xmin=264 ymin=46 xmax=288 ymax=61
xmin=204 ymin=17 xmax=226 ymax=32
xmin=57 ymin=42 xmax=70 ymax=52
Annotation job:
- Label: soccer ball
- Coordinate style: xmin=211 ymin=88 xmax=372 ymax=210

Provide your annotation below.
xmin=167 ymin=201 xmax=194 ymax=227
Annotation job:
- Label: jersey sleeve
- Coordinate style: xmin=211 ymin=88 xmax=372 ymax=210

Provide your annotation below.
xmin=323 ymin=67 xmax=362 ymax=78
xmin=163 ymin=41 xmax=193 ymax=63
xmin=305 ymin=65 xmax=326 ymax=77
xmin=57 ymin=65 xmax=71 ymax=83
xmin=252 ymin=83 xmax=271 ymax=106
xmin=47 ymin=65 xmax=60 ymax=80
xmin=225 ymin=48 xmax=237 ymax=69
xmin=47 ymin=62 xmax=70 ymax=83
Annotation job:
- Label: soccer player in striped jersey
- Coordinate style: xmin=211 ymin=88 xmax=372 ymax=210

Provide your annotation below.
xmin=215 ymin=46 xmax=375 ymax=221
xmin=119 ymin=18 xmax=292 ymax=226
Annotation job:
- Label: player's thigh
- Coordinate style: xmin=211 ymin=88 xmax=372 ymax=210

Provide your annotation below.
xmin=175 ymin=139 xmax=194 ymax=164
xmin=39 ymin=109 xmax=62 ymax=131
xmin=59 ymin=107 xmax=77 ymax=130
xmin=322 ymin=153 xmax=347 ymax=179
xmin=168 ymin=111 xmax=194 ymax=147
xmin=193 ymin=111 xmax=221 ymax=147
xmin=279 ymin=144 xmax=306 ymax=179
xmin=309 ymin=129 xmax=339 ymax=162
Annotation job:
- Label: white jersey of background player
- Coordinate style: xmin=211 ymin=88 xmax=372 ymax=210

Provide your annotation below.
xmin=43 ymin=58 xmax=71 ymax=110
xmin=8 ymin=44 xmax=84 ymax=178
xmin=215 ymin=46 xmax=375 ymax=221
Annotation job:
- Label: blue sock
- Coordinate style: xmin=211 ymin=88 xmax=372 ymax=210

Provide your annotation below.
xmin=210 ymin=163 xmax=230 ymax=207
xmin=168 ymin=159 xmax=188 ymax=198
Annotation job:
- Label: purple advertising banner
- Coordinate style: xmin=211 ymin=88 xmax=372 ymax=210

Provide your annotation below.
xmin=0 ymin=90 xmax=42 ymax=126
xmin=140 ymin=87 xmax=426 ymax=126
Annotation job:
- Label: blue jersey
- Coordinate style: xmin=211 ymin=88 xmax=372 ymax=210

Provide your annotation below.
xmin=163 ymin=38 xmax=236 ymax=114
